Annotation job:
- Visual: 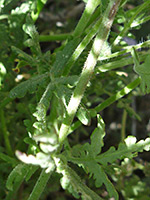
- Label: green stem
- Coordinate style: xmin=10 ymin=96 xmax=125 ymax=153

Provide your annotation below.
xmin=73 ymin=0 xmax=101 ymax=37
xmin=99 ymin=39 xmax=150 ymax=61
xmin=68 ymin=77 xmax=141 ymax=135
xmin=39 ymin=33 xmax=71 ymax=42
xmin=96 ymin=51 xmax=149 ymax=72
xmin=0 ymin=97 xmax=12 ymax=109
xmin=121 ymin=109 xmax=127 ymax=142
xmin=93 ymin=77 xmax=141 ymax=114
xmin=28 ymin=169 xmax=53 ymax=200
xmin=113 ymin=0 xmax=150 ymax=46
xmin=62 ymin=18 xmax=102 ymax=76
xmin=59 ymin=0 xmax=121 ymax=144
xmin=0 ymin=109 xmax=13 ymax=156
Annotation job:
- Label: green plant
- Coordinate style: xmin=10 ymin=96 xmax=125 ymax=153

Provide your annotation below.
xmin=1 ymin=0 xmax=150 ymax=199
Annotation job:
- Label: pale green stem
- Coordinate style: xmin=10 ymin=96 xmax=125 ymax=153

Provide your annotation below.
xmin=99 ymin=39 xmax=150 ymax=61
xmin=96 ymin=51 xmax=149 ymax=72
xmin=121 ymin=109 xmax=127 ymax=142
xmin=73 ymin=0 xmax=101 ymax=37
xmin=63 ymin=18 xmax=102 ymax=76
xmin=59 ymin=0 xmax=121 ymax=144
xmin=39 ymin=33 xmax=71 ymax=42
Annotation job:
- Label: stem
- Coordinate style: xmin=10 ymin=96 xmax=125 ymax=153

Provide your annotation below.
xmin=59 ymin=0 xmax=121 ymax=144
xmin=99 ymin=39 xmax=150 ymax=61
xmin=28 ymin=169 xmax=53 ymax=200
xmin=68 ymin=77 xmax=141 ymax=135
xmin=63 ymin=18 xmax=102 ymax=76
xmin=93 ymin=77 xmax=141 ymax=114
xmin=0 ymin=109 xmax=13 ymax=156
xmin=113 ymin=0 xmax=150 ymax=46
xmin=121 ymin=109 xmax=127 ymax=142
xmin=73 ymin=0 xmax=101 ymax=37
xmin=39 ymin=33 xmax=71 ymax=42
xmin=0 ymin=97 xmax=12 ymax=109
xmin=96 ymin=51 xmax=149 ymax=72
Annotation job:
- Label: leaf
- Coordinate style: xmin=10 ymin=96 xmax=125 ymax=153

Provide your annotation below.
xmin=0 ymin=152 xmax=18 ymax=165
xmin=23 ymin=15 xmax=41 ymax=55
xmin=134 ymin=55 xmax=150 ymax=94
xmin=76 ymin=105 xmax=91 ymax=126
xmin=66 ymin=115 xmax=118 ymax=199
xmin=66 ymin=114 xmax=150 ymax=199
xmin=34 ymin=83 xmax=54 ymax=121
xmin=90 ymin=115 xmax=105 ymax=155
xmin=11 ymin=46 xmax=37 ymax=66
xmin=33 ymin=133 xmax=59 ymax=153
xmin=50 ymin=37 xmax=80 ymax=77
xmin=55 ymin=157 xmax=103 ymax=200
xmin=15 ymin=151 xmax=55 ymax=171
xmin=9 ymin=73 xmax=49 ymax=98
xmin=24 ymin=137 xmax=39 ymax=150
xmin=97 ymin=136 xmax=150 ymax=165
xmin=54 ymin=84 xmax=72 ymax=108
xmin=6 ymin=164 xmax=29 ymax=191
xmin=131 ymin=47 xmax=150 ymax=94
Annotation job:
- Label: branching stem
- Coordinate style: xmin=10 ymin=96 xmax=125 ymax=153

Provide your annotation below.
xmin=59 ymin=0 xmax=121 ymax=144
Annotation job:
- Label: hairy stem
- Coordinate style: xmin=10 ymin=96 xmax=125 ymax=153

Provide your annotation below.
xmin=73 ymin=0 xmax=101 ymax=37
xmin=28 ymin=169 xmax=54 ymax=200
xmin=62 ymin=18 xmax=102 ymax=76
xmin=59 ymin=0 xmax=121 ymax=144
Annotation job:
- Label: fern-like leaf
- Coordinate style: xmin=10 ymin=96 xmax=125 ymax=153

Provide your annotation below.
xmin=9 ymin=73 xmax=49 ymax=98
xmin=66 ymin=114 xmax=150 ymax=199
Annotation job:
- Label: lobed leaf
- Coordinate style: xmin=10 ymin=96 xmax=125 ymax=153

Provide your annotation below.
xmin=6 ymin=164 xmax=29 ymax=191
xmin=9 ymin=73 xmax=49 ymax=99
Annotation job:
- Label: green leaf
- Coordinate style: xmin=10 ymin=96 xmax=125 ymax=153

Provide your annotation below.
xmin=0 ymin=152 xmax=18 ymax=165
xmin=55 ymin=157 xmax=103 ymax=200
xmin=34 ymin=83 xmax=54 ymax=121
xmin=11 ymin=46 xmax=37 ymax=66
xmin=66 ymin=117 xmax=150 ymax=199
xmin=90 ymin=115 xmax=105 ymax=155
xmin=76 ymin=105 xmax=91 ymax=126
xmin=97 ymin=136 xmax=150 ymax=165
xmin=6 ymin=164 xmax=29 ymax=191
xmin=24 ymin=137 xmax=39 ymax=150
xmin=23 ymin=15 xmax=41 ymax=55
xmin=135 ymin=55 xmax=150 ymax=94
xmin=131 ymin=47 xmax=150 ymax=94
xmin=9 ymin=73 xmax=49 ymax=98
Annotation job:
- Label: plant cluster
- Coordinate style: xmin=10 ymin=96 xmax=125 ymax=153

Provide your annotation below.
xmin=1 ymin=0 xmax=150 ymax=199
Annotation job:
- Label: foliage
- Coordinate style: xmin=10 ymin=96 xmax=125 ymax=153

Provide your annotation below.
xmin=1 ymin=0 xmax=150 ymax=199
